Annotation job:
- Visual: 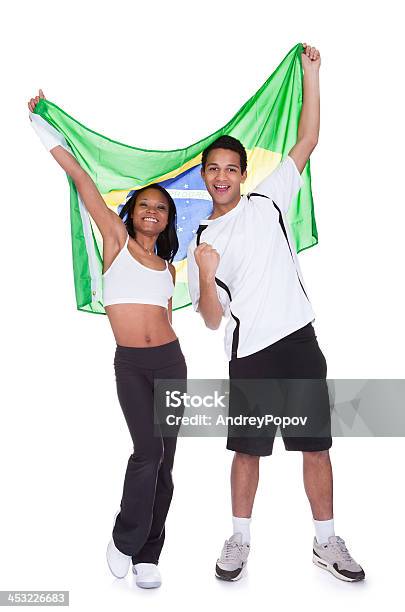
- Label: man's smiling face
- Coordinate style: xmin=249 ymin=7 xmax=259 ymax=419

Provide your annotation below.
xmin=201 ymin=148 xmax=247 ymax=208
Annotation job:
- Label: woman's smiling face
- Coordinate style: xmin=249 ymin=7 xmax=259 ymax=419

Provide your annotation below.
xmin=131 ymin=187 xmax=170 ymax=235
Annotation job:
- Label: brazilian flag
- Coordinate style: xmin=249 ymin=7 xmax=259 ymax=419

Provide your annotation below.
xmin=33 ymin=42 xmax=316 ymax=314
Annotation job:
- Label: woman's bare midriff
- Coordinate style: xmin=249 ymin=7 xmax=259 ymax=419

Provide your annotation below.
xmin=105 ymin=303 xmax=177 ymax=347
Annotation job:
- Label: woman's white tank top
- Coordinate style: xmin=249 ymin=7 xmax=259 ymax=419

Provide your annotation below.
xmin=102 ymin=234 xmax=174 ymax=308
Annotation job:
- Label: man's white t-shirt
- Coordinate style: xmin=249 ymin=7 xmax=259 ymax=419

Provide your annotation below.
xmin=187 ymin=155 xmax=316 ymax=361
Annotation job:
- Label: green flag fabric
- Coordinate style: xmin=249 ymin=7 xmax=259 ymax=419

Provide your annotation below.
xmin=33 ymin=42 xmax=317 ymax=314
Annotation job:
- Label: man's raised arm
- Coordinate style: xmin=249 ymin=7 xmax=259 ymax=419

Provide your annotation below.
xmin=288 ymin=43 xmax=321 ymax=174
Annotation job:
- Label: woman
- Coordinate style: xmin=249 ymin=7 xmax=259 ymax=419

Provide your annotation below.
xmin=28 ymin=90 xmax=187 ymax=589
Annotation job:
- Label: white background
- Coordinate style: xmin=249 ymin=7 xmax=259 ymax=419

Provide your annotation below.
xmin=1 ymin=0 xmax=404 ymax=610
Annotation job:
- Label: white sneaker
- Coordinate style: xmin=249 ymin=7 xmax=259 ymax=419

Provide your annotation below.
xmin=313 ymin=535 xmax=365 ymax=582
xmin=132 ymin=563 xmax=162 ymax=589
xmin=215 ymin=533 xmax=250 ymax=581
xmin=106 ymin=539 xmax=131 ymax=579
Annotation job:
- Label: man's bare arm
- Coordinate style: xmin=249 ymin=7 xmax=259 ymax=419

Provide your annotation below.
xmin=289 ymin=43 xmax=321 ymax=174
xmin=198 ymin=276 xmax=223 ymax=330
xmin=194 ymin=243 xmax=223 ymax=330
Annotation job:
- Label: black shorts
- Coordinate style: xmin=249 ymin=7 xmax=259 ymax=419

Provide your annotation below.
xmin=227 ymin=323 xmax=332 ymax=456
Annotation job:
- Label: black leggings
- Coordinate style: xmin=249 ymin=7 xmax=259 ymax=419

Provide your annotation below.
xmin=112 ymin=339 xmax=187 ymax=564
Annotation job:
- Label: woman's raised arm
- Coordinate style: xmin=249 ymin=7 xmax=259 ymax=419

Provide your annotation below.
xmin=28 ymin=90 xmax=125 ymax=241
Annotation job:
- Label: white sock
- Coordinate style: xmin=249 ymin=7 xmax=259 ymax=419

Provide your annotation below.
xmin=232 ymin=516 xmax=251 ymax=544
xmin=313 ymin=518 xmax=335 ymax=544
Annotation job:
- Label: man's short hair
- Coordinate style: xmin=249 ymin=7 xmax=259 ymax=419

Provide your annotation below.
xmin=201 ymin=135 xmax=247 ymax=174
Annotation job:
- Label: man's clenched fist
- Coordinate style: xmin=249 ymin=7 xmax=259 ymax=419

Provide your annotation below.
xmin=194 ymin=242 xmax=220 ymax=281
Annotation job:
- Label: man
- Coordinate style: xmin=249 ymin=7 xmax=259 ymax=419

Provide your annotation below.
xmin=187 ymin=43 xmax=365 ymax=583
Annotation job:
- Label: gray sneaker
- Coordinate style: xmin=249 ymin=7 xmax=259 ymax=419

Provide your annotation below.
xmin=215 ymin=533 xmax=250 ymax=581
xmin=313 ymin=535 xmax=365 ymax=582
